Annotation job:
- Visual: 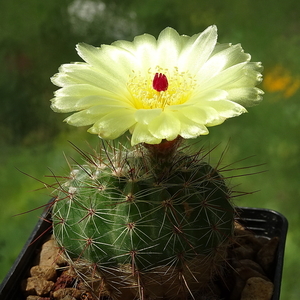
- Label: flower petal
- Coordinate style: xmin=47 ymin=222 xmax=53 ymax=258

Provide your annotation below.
xmin=188 ymin=88 xmax=228 ymax=104
xmin=156 ymin=27 xmax=183 ymax=69
xmin=134 ymin=108 xmax=162 ymax=125
xmin=64 ymin=110 xmax=102 ymax=126
xmin=199 ymin=62 xmax=262 ymax=92
xmin=174 ymin=111 xmax=209 ymax=138
xmin=204 ymin=99 xmax=247 ymax=119
xmin=131 ymin=123 xmax=161 ymax=145
xmin=178 ymin=25 xmax=218 ymax=73
xmin=227 ymin=87 xmax=264 ymax=106
xmin=148 ymin=111 xmax=181 ymax=140
xmin=64 ymin=104 xmax=131 ymax=126
xmin=130 ymin=34 xmax=158 ymax=72
xmin=54 ymin=84 xmax=105 ymax=98
xmin=51 ymin=84 xmax=126 ymax=113
xmin=51 ymin=95 xmax=107 ymax=113
xmin=225 ymin=62 xmax=264 ymax=88
xmin=179 ymin=105 xmax=219 ymax=125
xmin=196 ymin=44 xmax=251 ymax=80
xmin=88 ymin=109 xmax=136 ymax=139
xmin=52 ymin=63 xmax=127 ymax=94
xmin=76 ymin=43 xmax=134 ymax=81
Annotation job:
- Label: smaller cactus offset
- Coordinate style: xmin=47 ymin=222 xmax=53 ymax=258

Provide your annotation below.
xmin=50 ymin=26 xmax=263 ymax=299
xmin=52 ymin=139 xmax=234 ymax=299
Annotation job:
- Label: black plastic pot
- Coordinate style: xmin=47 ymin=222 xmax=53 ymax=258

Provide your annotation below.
xmin=236 ymin=207 xmax=288 ymax=299
xmin=0 ymin=207 xmax=288 ymax=300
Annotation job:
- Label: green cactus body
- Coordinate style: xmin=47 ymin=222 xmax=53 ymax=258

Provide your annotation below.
xmin=52 ymin=142 xmax=235 ymax=299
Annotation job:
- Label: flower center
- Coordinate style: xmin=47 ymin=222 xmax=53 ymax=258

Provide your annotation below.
xmin=127 ymin=67 xmax=196 ymax=110
xmin=152 ymin=73 xmax=168 ymax=92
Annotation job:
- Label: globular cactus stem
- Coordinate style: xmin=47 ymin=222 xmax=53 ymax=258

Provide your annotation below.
xmin=52 ymin=139 xmax=235 ymax=300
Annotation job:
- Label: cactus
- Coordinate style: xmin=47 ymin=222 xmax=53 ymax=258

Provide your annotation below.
xmin=48 ymin=25 xmax=264 ymax=300
xmin=52 ymin=138 xmax=235 ymax=300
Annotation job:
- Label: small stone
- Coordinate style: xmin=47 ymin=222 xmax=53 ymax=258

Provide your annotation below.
xmin=22 ymin=276 xmax=54 ymax=296
xmin=256 ymin=237 xmax=279 ymax=274
xmin=230 ymin=262 xmax=269 ymax=300
xmin=38 ymin=238 xmax=66 ymax=267
xmin=230 ymin=275 xmax=246 ymax=300
xmin=256 ymin=236 xmax=270 ymax=245
xmin=235 ymin=229 xmax=264 ymax=253
xmin=30 ymin=265 xmax=57 ymax=281
xmin=239 ymin=259 xmax=266 ymax=276
xmin=231 ymin=245 xmax=255 ymax=260
xmin=52 ymin=287 xmax=82 ymax=300
xmin=26 ymin=296 xmax=45 ymax=300
xmin=234 ymin=221 xmax=245 ymax=231
xmin=235 ymin=266 xmax=269 ymax=282
xmin=230 ymin=229 xmax=268 ymax=260
xmin=241 ymin=277 xmax=274 ymax=300
xmin=61 ymin=296 xmax=76 ymax=300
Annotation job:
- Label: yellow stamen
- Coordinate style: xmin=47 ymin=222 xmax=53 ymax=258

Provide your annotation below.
xmin=127 ymin=67 xmax=196 ymax=110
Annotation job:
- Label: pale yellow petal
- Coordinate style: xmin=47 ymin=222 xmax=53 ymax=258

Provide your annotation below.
xmin=179 ymin=105 xmax=219 ymax=125
xmin=223 ymin=62 xmax=263 ymax=88
xmin=88 ymin=109 xmax=136 ymax=139
xmin=129 ymin=34 xmax=158 ymax=71
xmin=148 ymin=111 xmax=180 ymax=140
xmin=64 ymin=110 xmax=102 ymax=126
xmin=51 ymin=84 xmax=129 ymax=112
xmin=227 ymin=87 xmax=264 ymax=107
xmin=134 ymin=108 xmax=162 ymax=125
xmin=188 ymin=89 xmax=228 ymax=104
xmin=156 ymin=27 xmax=183 ymax=69
xmin=131 ymin=123 xmax=161 ymax=146
xmin=78 ymin=42 xmax=143 ymax=79
xmin=112 ymin=39 xmax=137 ymax=53
xmin=196 ymin=44 xmax=250 ymax=80
xmin=198 ymin=62 xmax=262 ymax=93
xmin=178 ymin=25 xmax=217 ymax=73
xmin=76 ymin=43 xmax=134 ymax=81
xmin=197 ymin=62 xmax=247 ymax=93
xmin=64 ymin=104 xmax=130 ymax=126
xmin=54 ymin=84 xmax=104 ymax=98
xmin=52 ymin=63 xmax=124 ymax=91
xmin=210 ymin=42 xmax=231 ymax=56
xmin=173 ymin=111 xmax=209 ymax=138
xmin=51 ymin=95 xmax=105 ymax=113
xmin=204 ymin=99 xmax=247 ymax=119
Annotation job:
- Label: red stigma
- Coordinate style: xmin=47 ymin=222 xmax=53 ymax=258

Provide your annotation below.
xmin=152 ymin=73 xmax=168 ymax=92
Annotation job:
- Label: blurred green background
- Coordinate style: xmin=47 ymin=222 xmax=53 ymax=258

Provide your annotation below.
xmin=1 ymin=0 xmax=300 ymax=298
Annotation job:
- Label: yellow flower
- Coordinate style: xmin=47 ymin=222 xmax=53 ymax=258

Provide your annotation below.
xmin=51 ymin=26 xmax=263 ymax=145
xmin=263 ymin=65 xmax=300 ymax=99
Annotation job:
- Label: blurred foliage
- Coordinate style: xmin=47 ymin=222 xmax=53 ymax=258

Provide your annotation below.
xmin=1 ymin=0 xmax=300 ymax=299
xmin=0 ymin=0 xmax=137 ymax=145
